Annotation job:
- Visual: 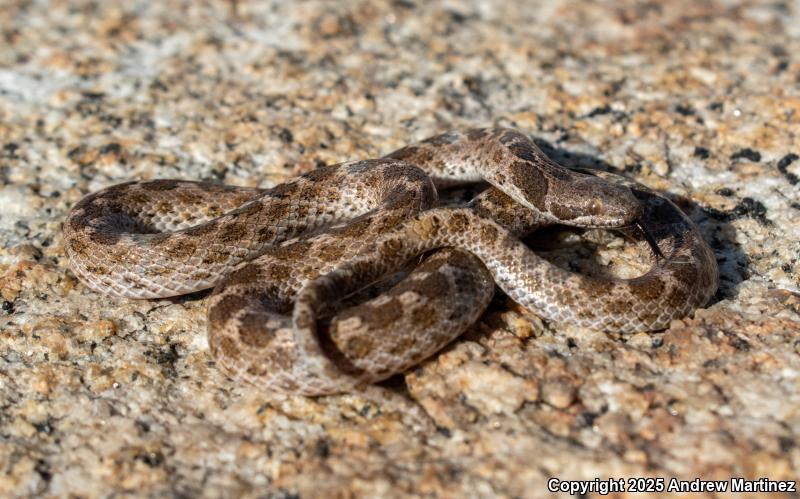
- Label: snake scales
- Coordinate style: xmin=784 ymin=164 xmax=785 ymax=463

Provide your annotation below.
xmin=63 ymin=128 xmax=718 ymax=395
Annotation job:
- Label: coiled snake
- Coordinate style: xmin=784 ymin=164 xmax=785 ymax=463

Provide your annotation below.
xmin=63 ymin=128 xmax=718 ymax=395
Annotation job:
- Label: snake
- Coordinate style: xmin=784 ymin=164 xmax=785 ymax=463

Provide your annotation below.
xmin=63 ymin=127 xmax=718 ymax=395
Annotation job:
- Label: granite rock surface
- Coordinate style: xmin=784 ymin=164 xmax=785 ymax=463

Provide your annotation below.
xmin=1 ymin=0 xmax=799 ymax=497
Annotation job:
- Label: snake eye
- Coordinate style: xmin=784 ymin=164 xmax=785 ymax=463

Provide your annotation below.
xmin=589 ymin=198 xmax=604 ymax=214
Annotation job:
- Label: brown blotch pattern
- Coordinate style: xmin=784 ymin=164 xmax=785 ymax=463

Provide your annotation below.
xmin=234 ymin=201 xmax=264 ymax=217
xmin=386 ymin=146 xmax=418 ymax=161
xmin=88 ymin=230 xmax=121 ymax=246
xmin=446 ymin=211 xmax=470 ymax=232
xmin=498 ymin=129 xmax=526 ymax=145
xmin=268 ymin=263 xmax=291 ymax=281
xmin=480 ymin=224 xmax=499 ymax=244
xmin=246 ymin=363 xmax=267 ymax=377
xmin=126 ymin=191 xmax=152 ymax=207
xmin=466 ymin=128 xmax=488 ymax=141
xmin=604 ymin=299 xmax=634 ymax=315
xmin=508 ymin=142 xmax=539 ymax=163
xmin=374 ymin=211 xmax=407 ymax=232
xmin=222 ymin=263 xmax=265 ymax=288
xmin=316 ymin=242 xmax=347 ymax=262
xmin=84 ymin=264 xmax=111 ymax=276
xmin=201 ymin=249 xmax=230 ymax=265
xmin=509 ymin=160 xmax=547 ymax=210
xmin=673 ymin=264 xmax=698 ymax=287
xmin=184 ymin=222 xmax=218 ymax=237
xmin=143 ymin=179 xmax=180 ymax=191
xmin=410 ymin=303 xmax=438 ymax=328
xmin=166 ymin=238 xmax=196 ymax=258
xmin=149 ymin=233 xmax=172 ymax=245
xmin=548 ymin=201 xmax=580 ymax=221
xmin=68 ymin=202 xmax=114 ymax=232
xmin=415 ymin=271 xmax=451 ymax=298
xmin=335 ymin=328 xmax=376 ymax=361
xmin=216 ymin=221 xmax=249 ymax=243
xmin=237 ymin=312 xmax=275 ymax=349
xmin=190 ymin=270 xmax=212 ymax=281
xmin=269 ymin=180 xmax=300 ymax=199
xmin=697 ymin=264 xmax=713 ymax=289
xmin=387 ymin=334 xmax=417 ymax=357
xmin=337 ymin=216 xmax=373 ymax=238
xmin=422 ymin=132 xmax=459 ymax=146
xmin=175 ymin=189 xmax=204 ymax=205
xmin=492 ymin=148 xmax=505 ymax=164
xmin=211 ymin=335 xmax=241 ymax=360
xmin=579 ymin=279 xmax=614 ymax=297
xmin=265 ymin=200 xmax=290 ymax=220
xmin=256 ymin=226 xmax=277 ymax=243
xmin=208 ymin=294 xmax=252 ymax=329
xmin=294 ymin=204 xmax=310 ymax=219
xmin=666 ymin=287 xmax=689 ymax=308
xmin=270 ymin=240 xmax=312 ymax=261
xmin=97 ymin=182 xmax=136 ymax=200
xmin=68 ymin=238 xmax=88 ymax=257
xmin=379 ymin=237 xmax=404 ymax=259
xmin=408 ymin=147 xmax=434 ymax=166
xmin=304 ymin=166 xmax=338 ymax=183
xmin=350 ymin=298 xmax=404 ymax=331
xmin=630 ymin=278 xmax=666 ymax=301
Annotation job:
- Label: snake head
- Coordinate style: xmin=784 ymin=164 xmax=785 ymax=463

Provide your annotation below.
xmin=547 ymin=174 xmax=643 ymax=228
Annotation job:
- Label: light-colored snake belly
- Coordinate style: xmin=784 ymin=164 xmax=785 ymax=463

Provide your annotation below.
xmin=63 ymin=128 xmax=718 ymax=394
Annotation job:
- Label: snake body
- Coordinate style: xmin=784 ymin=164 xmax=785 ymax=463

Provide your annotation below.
xmin=63 ymin=128 xmax=718 ymax=394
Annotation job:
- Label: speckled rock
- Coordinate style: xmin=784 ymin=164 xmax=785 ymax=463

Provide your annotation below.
xmin=1 ymin=0 xmax=799 ymax=497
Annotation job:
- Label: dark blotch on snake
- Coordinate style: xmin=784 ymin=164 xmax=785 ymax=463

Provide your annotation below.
xmin=211 ymin=335 xmax=240 ymax=360
xmin=410 ymin=303 xmax=439 ymax=328
xmin=88 ymin=230 xmax=121 ymax=245
xmin=415 ymin=271 xmax=451 ymax=298
xmin=216 ymin=221 xmax=249 ymax=243
xmin=268 ymin=263 xmax=292 ymax=281
xmin=237 ymin=312 xmax=276 ymax=349
xmin=578 ymin=279 xmax=615 ymax=297
xmin=498 ymin=129 xmax=527 ymax=146
xmin=234 ymin=201 xmax=264 ymax=217
xmin=422 ymin=132 xmax=459 ymax=146
xmin=338 ymin=216 xmax=373 ymax=238
xmin=446 ymin=211 xmax=470 ymax=231
xmin=184 ymin=222 xmax=217 ymax=237
xmin=270 ymin=240 xmax=313 ymax=262
xmin=386 ymin=146 xmax=418 ymax=161
xmin=467 ymin=128 xmax=488 ymax=141
xmin=68 ymin=238 xmax=88 ymax=256
xmin=509 ymin=160 xmax=547 ymax=210
xmin=143 ymin=179 xmax=180 ymax=191
xmin=666 ymin=287 xmax=689 ymax=308
xmin=304 ymin=166 xmax=338 ymax=183
xmin=222 ymin=263 xmax=265 ymax=288
xmin=316 ymin=242 xmax=347 ymax=262
xmin=208 ymin=294 xmax=251 ymax=329
xmin=269 ymin=181 xmax=301 ymax=199
xmin=629 ymin=278 xmax=666 ymax=301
